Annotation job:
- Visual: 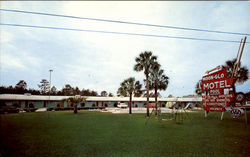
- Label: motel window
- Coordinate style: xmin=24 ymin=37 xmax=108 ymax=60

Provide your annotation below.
xmin=13 ymin=103 xmax=18 ymax=107
xmin=81 ymin=103 xmax=85 ymax=107
xmin=29 ymin=103 xmax=34 ymax=108
xmin=0 ymin=101 xmax=6 ymax=106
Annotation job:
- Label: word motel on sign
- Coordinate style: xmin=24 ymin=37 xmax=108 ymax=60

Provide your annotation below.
xmin=203 ymin=80 xmax=231 ymax=90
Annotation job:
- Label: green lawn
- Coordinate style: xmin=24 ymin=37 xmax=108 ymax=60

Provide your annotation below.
xmin=1 ymin=111 xmax=250 ymax=157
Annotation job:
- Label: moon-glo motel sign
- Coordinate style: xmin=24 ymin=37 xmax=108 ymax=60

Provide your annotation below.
xmin=201 ymin=68 xmax=236 ymax=112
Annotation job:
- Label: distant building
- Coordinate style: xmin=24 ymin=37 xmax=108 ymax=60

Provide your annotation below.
xmin=0 ymin=94 xmax=202 ymax=109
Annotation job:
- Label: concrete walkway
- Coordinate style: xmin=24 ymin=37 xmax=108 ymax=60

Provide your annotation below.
xmin=100 ymin=107 xmax=195 ymax=114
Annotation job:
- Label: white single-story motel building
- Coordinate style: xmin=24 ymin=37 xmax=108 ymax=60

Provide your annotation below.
xmin=0 ymin=94 xmax=202 ymax=109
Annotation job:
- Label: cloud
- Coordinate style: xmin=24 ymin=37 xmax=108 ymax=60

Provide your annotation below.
xmin=2 ymin=54 xmax=26 ymax=70
xmin=0 ymin=31 xmax=13 ymax=43
xmin=1 ymin=1 xmax=249 ymax=96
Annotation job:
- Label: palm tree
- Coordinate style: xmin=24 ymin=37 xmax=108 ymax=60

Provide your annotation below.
xmin=117 ymin=77 xmax=143 ymax=114
xmin=134 ymin=51 xmax=158 ymax=116
xmin=148 ymin=67 xmax=169 ymax=114
xmin=63 ymin=96 xmax=86 ymax=114
xmin=222 ymin=58 xmax=249 ymax=84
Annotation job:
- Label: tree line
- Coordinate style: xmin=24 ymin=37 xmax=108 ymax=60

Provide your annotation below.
xmin=0 ymin=80 xmax=113 ymax=97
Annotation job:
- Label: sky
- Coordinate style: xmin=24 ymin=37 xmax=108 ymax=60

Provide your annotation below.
xmin=0 ymin=1 xmax=250 ymax=97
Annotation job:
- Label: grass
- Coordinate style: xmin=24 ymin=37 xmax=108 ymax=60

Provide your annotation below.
xmin=1 ymin=110 xmax=250 ymax=157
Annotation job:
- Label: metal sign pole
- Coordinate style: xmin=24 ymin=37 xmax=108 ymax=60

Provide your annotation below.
xmin=234 ymin=37 xmax=247 ymax=77
xmin=244 ymin=108 xmax=247 ymax=128
xmin=232 ymin=38 xmax=243 ymax=75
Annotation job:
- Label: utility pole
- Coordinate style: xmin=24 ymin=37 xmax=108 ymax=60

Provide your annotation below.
xmin=49 ymin=69 xmax=53 ymax=109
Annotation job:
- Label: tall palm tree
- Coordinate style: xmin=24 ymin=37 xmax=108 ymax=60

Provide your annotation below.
xmin=134 ymin=51 xmax=158 ymax=116
xmin=63 ymin=96 xmax=86 ymax=114
xmin=148 ymin=67 xmax=169 ymax=114
xmin=222 ymin=58 xmax=249 ymax=84
xmin=117 ymin=77 xmax=143 ymax=114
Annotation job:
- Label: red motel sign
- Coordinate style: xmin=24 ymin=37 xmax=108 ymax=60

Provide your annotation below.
xmin=202 ymin=68 xmax=227 ymax=82
xmin=201 ymin=69 xmax=235 ymax=91
xmin=201 ymin=68 xmax=235 ymax=112
xmin=201 ymin=77 xmax=235 ymax=91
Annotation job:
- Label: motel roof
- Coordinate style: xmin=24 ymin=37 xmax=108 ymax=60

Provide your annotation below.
xmin=0 ymin=94 xmax=202 ymax=102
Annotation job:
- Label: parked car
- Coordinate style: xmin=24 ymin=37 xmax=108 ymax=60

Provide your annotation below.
xmin=144 ymin=103 xmax=156 ymax=108
xmin=0 ymin=105 xmax=20 ymax=114
xmin=117 ymin=103 xmax=128 ymax=108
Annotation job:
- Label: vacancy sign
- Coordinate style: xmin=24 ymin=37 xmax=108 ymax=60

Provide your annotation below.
xmin=201 ymin=68 xmax=235 ymax=112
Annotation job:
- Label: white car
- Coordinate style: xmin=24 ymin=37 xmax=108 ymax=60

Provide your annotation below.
xmin=117 ymin=103 xmax=128 ymax=108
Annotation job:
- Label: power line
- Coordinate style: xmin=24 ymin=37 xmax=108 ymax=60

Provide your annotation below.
xmin=1 ymin=23 xmax=248 ymax=44
xmin=0 ymin=8 xmax=249 ymax=36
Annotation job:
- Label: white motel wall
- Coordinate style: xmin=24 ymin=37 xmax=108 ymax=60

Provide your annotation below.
xmin=0 ymin=94 xmax=202 ymax=109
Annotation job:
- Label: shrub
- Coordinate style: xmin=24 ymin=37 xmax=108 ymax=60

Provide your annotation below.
xmin=13 ymin=103 xmax=19 ymax=108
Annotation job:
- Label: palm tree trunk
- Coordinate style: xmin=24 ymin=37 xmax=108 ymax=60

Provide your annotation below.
xmin=155 ymin=80 xmax=158 ymax=115
xmin=129 ymin=93 xmax=132 ymax=114
xmin=74 ymin=104 xmax=77 ymax=114
xmin=146 ymin=74 xmax=150 ymax=117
